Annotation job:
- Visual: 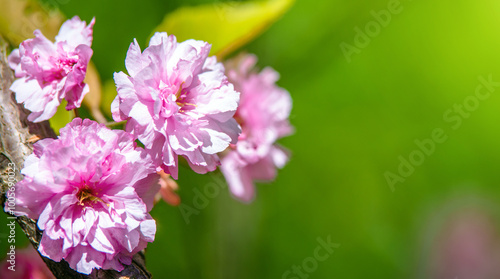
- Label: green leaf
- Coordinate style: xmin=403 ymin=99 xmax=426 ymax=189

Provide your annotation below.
xmin=152 ymin=0 xmax=294 ymax=58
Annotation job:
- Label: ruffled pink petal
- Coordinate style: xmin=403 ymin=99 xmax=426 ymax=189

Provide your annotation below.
xmin=220 ymin=152 xmax=255 ymax=203
xmin=55 ymin=16 xmax=95 ymax=48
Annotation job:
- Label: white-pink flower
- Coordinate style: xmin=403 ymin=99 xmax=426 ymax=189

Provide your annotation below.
xmin=221 ymin=54 xmax=293 ymax=202
xmin=112 ymin=32 xmax=240 ymax=179
xmin=8 ymin=16 xmax=95 ymax=122
xmin=8 ymin=118 xmax=160 ymax=274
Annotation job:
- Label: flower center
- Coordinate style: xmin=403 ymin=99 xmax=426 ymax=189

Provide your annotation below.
xmin=43 ymin=56 xmax=79 ymax=84
xmin=56 ymin=57 xmax=78 ymax=77
xmin=175 ymin=86 xmax=196 ymax=113
xmin=76 ymin=186 xmax=104 ymax=206
xmin=158 ymin=82 xmax=197 ymax=117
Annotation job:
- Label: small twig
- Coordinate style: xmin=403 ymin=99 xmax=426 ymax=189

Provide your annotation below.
xmin=91 ymin=108 xmax=107 ymax=124
xmin=73 ymin=108 xmax=80 ymax=118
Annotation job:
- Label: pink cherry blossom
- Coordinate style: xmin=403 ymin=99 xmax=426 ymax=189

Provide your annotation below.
xmin=8 ymin=118 xmax=160 ymax=274
xmin=8 ymin=16 xmax=95 ymax=122
xmin=0 ymin=246 xmax=54 ymax=279
xmin=221 ymin=54 xmax=293 ymax=202
xmin=112 ymin=32 xmax=240 ymax=179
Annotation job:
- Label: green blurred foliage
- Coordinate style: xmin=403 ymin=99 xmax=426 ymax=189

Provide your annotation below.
xmin=3 ymin=0 xmax=500 ymax=278
xmin=152 ymin=0 xmax=294 ymax=58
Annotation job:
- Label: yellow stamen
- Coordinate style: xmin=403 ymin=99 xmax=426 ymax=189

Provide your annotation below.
xmin=77 ymin=187 xmax=106 ymax=206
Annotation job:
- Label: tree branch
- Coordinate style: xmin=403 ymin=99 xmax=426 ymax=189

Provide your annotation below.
xmin=0 ymin=37 xmax=152 ymax=279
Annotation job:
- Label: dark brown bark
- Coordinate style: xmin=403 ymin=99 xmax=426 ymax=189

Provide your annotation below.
xmin=0 ymin=37 xmax=152 ymax=279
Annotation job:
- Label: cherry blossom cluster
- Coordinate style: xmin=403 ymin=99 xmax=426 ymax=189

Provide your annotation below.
xmin=6 ymin=15 xmax=293 ymax=275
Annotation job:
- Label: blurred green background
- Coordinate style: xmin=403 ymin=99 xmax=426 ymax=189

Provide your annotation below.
xmin=4 ymin=0 xmax=500 ymax=278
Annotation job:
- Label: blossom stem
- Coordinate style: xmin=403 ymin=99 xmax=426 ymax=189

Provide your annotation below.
xmin=73 ymin=108 xmax=80 ymax=118
xmin=91 ymin=108 xmax=107 ymax=124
